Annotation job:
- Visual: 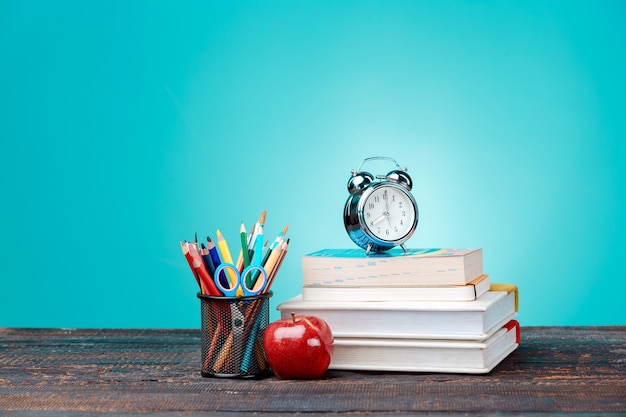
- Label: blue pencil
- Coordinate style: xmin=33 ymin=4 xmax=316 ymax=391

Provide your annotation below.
xmin=206 ymin=236 xmax=227 ymax=288
xmin=200 ymin=243 xmax=215 ymax=279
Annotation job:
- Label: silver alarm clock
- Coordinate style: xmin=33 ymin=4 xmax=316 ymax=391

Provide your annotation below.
xmin=343 ymin=157 xmax=419 ymax=254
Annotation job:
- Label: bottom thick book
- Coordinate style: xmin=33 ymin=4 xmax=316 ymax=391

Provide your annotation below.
xmin=330 ymin=320 xmax=520 ymax=374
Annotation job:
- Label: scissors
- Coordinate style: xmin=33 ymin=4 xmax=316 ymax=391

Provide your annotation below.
xmin=214 ymin=263 xmax=267 ymax=297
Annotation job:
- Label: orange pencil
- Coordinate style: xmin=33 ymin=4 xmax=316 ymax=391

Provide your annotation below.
xmin=261 ymin=240 xmax=283 ymax=281
xmin=263 ymin=238 xmax=289 ymax=293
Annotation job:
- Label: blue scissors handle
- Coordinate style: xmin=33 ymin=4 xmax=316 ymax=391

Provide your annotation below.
xmin=214 ymin=263 xmax=267 ymax=297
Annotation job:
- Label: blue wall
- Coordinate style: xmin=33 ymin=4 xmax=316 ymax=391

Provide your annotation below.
xmin=1 ymin=0 xmax=624 ymax=327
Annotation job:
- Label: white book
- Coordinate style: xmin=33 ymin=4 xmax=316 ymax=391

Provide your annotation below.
xmin=277 ymin=286 xmax=518 ymax=340
xmin=330 ymin=321 xmax=520 ymax=374
xmin=302 ymin=274 xmax=491 ymax=302
xmin=302 ymin=248 xmax=483 ymax=287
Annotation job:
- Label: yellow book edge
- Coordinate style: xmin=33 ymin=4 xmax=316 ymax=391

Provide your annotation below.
xmin=490 ymin=283 xmax=518 ymax=312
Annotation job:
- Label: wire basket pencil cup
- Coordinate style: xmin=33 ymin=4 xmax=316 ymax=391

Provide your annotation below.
xmin=198 ymin=292 xmax=272 ymax=379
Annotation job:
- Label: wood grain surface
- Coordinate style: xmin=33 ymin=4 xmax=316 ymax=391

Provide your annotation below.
xmin=0 ymin=326 xmax=625 ymax=416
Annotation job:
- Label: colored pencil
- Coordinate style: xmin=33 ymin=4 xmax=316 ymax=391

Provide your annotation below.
xmin=188 ymin=243 xmax=222 ymax=296
xmin=253 ymin=224 xmax=264 ymax=266
xmin=261 ymin=240 xmax=283 ymax=284
xmin=182 ymin=212 xmax=288 ymax=300
xmin=216 ymin=229 xmax=237 ymax=286
xmin=180 ymin=241 xmax=203 ymax=293
xmin=264 ymin=238 xmax=289 ymax=294
xmin=200 ymin=243 xmax=216 ymax=278
xmin=247 ymin=210 xmax=266 ymax=258
xmin=205 ymin=236 xmax=227 ymax=288
xmin=237 ymin=221 xmax=250 ymax=272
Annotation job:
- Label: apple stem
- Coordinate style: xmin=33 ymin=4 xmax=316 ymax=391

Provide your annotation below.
xmin=290 ymin=312 xmax=296 ymax=323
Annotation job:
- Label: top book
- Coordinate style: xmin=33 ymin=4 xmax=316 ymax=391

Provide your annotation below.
xmin=302 ymin=248 xmax=483 ymax=287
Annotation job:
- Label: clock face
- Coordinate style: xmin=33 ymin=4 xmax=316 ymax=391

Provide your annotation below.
xmin=359 ymin=183 xmax=417 ymax=243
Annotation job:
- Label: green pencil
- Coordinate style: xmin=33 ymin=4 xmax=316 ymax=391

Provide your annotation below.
xmin=240 ymin=222 xmax=251 ymax=279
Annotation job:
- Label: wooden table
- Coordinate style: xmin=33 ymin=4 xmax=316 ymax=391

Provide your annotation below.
xmin=1 ymin=326 xmax=624 ymax=415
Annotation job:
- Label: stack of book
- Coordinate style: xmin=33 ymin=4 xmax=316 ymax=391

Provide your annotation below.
xmin=277 ymin=248 xmax=519 ymax=374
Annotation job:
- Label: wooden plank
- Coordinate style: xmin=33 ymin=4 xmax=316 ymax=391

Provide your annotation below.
xmin=0 ymin=327 xmax=624 ymax=415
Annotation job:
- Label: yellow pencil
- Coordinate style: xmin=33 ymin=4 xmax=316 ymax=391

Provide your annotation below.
xmin=216 ymin=229 xmax=237 ymax=287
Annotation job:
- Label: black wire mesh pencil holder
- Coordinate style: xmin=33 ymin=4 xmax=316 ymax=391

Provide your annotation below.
xmin=197 ymin=291 xmax=272 ymax=379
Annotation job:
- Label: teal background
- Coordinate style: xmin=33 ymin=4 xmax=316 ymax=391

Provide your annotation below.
xmin=1 ymin=0 xmax=624 ymax=328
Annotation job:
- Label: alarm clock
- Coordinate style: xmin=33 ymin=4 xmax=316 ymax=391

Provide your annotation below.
xmin=343 ymin=156 xmax=419 ymax=254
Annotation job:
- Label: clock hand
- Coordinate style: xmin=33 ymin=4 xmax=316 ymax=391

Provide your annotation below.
xmin=370 ymin=212 xmax=389 ymax=227
xmin=384 ymin=190 xmax=389 ymax=212
xmin=385 ymin=197 xmax=396 ymax=228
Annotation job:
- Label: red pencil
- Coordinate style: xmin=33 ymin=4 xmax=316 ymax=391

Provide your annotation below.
xmin=181 ymin=242 xmax=204 ymax=293
xmin=188 ymin=243 xmax=222 ymax=296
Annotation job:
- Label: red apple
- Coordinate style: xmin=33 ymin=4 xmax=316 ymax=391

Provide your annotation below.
xmin=263 ymin=312 xmax=334 ymax=379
